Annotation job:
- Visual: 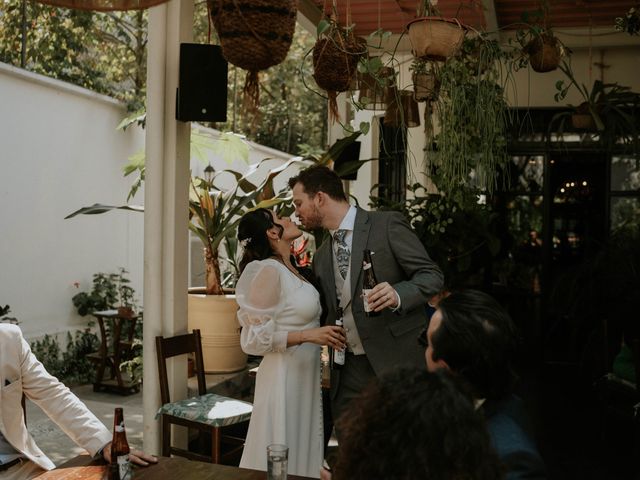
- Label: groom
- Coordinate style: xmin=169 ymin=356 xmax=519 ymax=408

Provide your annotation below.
xmin=288 ymin=165 xmax=444 ymax=423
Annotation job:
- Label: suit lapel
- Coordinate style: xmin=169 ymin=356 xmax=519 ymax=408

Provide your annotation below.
xmin=350 ymin=208 xmax=370 ymax=301
xmin=316 ymin=241 xmax=337 ymax=312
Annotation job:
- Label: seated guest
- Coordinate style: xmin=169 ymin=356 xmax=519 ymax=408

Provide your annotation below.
xmin=0 ymin=323 xmax=157 ymax=479
xmin=423 ymin=289 xmax=546 ymax=480
xmin=325 ymin=368 xmax=504 ymax=480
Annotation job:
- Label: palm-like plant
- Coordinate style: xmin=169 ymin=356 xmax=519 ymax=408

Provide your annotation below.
xmin=188 ymin=167 xmax=290 ymax=295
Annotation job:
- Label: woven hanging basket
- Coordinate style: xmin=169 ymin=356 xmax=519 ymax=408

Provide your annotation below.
xmin=313 ymin=28 xmax=364 ymax=121
xmin=407 ymin=17 xmax=466 ymax=62
xmin=210 ymin=0 xmax=297 ymax=109
xmin=34 ymin=0 xmax=168 ymax=10
xmin=524 ymin=33 xmax=562 ymax=73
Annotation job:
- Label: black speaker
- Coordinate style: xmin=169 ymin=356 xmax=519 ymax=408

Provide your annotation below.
xmin=176 ymin=43 xmax=228 ymax=122
xmin=333 ymin=141 xmax=362 ymax=180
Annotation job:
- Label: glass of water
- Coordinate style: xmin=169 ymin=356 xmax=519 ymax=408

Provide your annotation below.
xmin=267 ymin=444 xmax=288 ymax=480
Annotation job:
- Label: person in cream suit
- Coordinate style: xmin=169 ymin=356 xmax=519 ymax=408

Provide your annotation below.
xmin=0 ymin=323 xmax=156 ymax=479
xmin=288 ymin=165 xmax=444 ymax=423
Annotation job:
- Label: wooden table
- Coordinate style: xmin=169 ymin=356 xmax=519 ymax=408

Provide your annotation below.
xmin=38 ymin=455 xmax=316 ymax=480
xmin=87 ymin=309 xmax=142 ymax=395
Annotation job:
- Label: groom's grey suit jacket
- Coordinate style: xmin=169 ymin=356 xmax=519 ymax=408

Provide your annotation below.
xmin=313 ymin=207 xmax=444 ymax=391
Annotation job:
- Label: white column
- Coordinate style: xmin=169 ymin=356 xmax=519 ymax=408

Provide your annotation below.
xmin=142 ymin=0 xmax=193 ymax=455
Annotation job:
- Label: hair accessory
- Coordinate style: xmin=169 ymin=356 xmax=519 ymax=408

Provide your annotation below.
xmin=240 ymin=237 xmax=252 ymax=248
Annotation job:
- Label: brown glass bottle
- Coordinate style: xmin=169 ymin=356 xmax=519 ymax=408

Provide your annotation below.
xmin=362 ymin=249 xmax=380 ymax=317
xmin=330 ymin=307 xmax=345 ymax=370
xmin=108 ymin=408 xmax=132 ymax=480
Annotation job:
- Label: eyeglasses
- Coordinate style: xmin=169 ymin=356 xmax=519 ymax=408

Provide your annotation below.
xmin=417 ymin=327 xmax=428 ymax=348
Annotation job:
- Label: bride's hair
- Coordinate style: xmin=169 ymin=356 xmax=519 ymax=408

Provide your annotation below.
xmin=238 ymin=208 xmax=283 ymax=273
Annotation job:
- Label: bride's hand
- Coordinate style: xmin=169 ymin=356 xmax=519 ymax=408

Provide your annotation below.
xmin=307 ymin=326 xmax=346 ymax=350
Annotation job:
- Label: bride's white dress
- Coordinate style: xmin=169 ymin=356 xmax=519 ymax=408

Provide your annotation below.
xmin=236 ymin=258 xmax=323 ymax=479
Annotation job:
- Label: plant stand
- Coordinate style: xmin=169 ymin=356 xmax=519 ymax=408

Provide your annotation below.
xmin=87 ymin=309 xmax=141 ymax=395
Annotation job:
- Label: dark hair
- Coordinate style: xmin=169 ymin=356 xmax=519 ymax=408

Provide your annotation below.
xmin=433 ymin=289 xmax=518 ymax=400
xmin=333 ymin=368 xmax=504 ymax=480
xmin=287 ymin=165 xmax=347 ymax=202
xmin=237 ymin=208 xmax=283 ymax=273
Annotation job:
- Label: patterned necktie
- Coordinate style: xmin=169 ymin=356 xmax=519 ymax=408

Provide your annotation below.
xmin=333 ymin=229 xmax=350 ymax=279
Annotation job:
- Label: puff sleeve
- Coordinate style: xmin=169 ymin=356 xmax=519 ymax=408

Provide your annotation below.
xmin=236 ymin=261 xmax=288 ymax=355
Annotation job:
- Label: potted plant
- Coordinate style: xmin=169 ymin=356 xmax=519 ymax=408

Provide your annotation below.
xmin=552 ymin=60 xmax=640 ymax=146
xmin=312 ymin=15 xmax=366 ymax=121
xmin=515 ymin=2 xmax=566 ymax=73
xmin=615 ymin=5 xmax=640 ymax=36
xmin=410 ymin=58 xmax=439 ymax=102
xmin=406 ymin=1 xmax=466 ymax=62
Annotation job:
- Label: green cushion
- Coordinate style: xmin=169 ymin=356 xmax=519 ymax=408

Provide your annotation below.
xmin=156 ymin=393 xmax=252 ymax=427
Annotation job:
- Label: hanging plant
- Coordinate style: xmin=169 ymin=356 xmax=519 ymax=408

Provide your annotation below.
xmin=209 ymin=0 xmax=297 ymax=111
xmin=515 ymin=2 xmax=566 ymax=73
xmin=429 ymin=35 xmax=514 ymax=194
xmin=406 ymin=1 xmax=466 ymax=61
xmin=312 ymin=17 xmax=366 ymax=121
xmin=410 ymin=58 xmax=440 ymax=102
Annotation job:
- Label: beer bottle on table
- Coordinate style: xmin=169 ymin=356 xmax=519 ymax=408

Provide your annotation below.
xmin=109 ymin=408 xmax=132 ymax=480
xmin=330 ymin=307 xmax=345 ymax=369
xmin=362 ymin=249 xmax=380 ymax=317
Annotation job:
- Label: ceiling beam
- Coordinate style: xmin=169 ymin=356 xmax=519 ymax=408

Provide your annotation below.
xmin=297 ymin=0 xmax=323 ymax=36
xmin=480 ymin=0 xmax=499 ymax=37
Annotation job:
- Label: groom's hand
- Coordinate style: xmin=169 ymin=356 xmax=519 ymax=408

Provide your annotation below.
xmin=365 ymin=282 xmax=399 ymax=311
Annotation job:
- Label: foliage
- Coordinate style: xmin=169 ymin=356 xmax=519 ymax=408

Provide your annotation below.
xmin=0 ymin=304 xmax=19 ymax=324
xmin=429 ymin=35 xmax=514 ymax=194
xmin=30 ymin=328 xmax=99 ymax=386
xmin=551 ymin=60 xmax=640 ymax=150
xmin=0 ymin=1 xmax=147 ymax=113
xmin=615 ymin=5 xmax=640 ymax=36
xmin=370 ymin=183 xmax=504 ymax=289
xmin=72 ymin=268 xmax=137 ymax=316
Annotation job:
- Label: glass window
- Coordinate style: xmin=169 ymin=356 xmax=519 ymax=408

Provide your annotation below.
xmin=611 ymin=156 xmax=640 ymax=192
xmin=610 ymin=197 xmax=640 ymax=232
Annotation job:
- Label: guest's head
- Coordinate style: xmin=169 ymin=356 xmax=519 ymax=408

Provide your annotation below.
xmin=288 ymin=165 xmax=347 ymax=230
xmin=333 ymin=368 xmax=504 ymax=480
xmin=424 ymin=289 xmax=518 ymax=400
xmin=237 ymin=208 xmax=302 ymax=272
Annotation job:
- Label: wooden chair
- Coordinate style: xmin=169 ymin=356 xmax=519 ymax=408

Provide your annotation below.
xmin=155 ymin=329 xmax=252 ymax=464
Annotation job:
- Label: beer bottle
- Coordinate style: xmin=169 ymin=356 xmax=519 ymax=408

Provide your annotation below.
xmin=109 ymin=408 xmax=132 ymax=480
xmin=362 ymin=249 xmax=380 ymax=317
xmin=331 ymin=307 xmax=345 ymax=369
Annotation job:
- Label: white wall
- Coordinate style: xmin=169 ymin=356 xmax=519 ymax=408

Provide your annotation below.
xmin=0 ymin=63 xmax=145 ymax=339
xmin=0 ymin=63 xmax=299 ymax=338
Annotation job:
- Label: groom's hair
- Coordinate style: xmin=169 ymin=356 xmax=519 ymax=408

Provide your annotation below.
xmin=288 ymin=165 xmax=347 ymax=202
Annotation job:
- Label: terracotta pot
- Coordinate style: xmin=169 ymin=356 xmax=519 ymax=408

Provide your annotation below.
xmin=188 ymin=291 xmax=247 ymax=373
xmin=407 ymin=17 xmax=466 ymax=62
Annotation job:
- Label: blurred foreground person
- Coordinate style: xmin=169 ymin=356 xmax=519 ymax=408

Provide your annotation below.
xmin=0 ymin=323 xmax=156 ymax=479
xmin=326 ymin=368 xmax=504 ymax=480
xmin=424 ymin=289 xmax=546 ymax=479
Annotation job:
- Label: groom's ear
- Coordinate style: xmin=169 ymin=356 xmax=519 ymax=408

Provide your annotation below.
xmin=315 ymin=191 xmax=326 ymax=206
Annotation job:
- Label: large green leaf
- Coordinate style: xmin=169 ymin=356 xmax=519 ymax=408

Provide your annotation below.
xmin=65 ymin=204 xmax=144 ymax=219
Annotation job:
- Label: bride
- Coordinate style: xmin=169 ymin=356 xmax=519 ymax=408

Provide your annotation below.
xmin=235 ymin=208 xmax=346 ymax=478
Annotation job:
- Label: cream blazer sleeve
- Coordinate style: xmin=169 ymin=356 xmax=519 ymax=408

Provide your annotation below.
xmin=0 ymin=324 xmax=112 ymax=470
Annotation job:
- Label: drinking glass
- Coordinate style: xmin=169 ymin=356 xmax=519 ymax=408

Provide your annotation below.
xmin=267 ymin=444 xmax=288 ymax=480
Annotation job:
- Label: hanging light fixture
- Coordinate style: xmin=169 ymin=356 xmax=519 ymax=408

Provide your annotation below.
xmin=384 ymin=90 xmax=421 ymax=128
xmin=204 ymin=164 xmax=215 ymax=187
xmin=358 ymin=66 xmax=396 ymax=111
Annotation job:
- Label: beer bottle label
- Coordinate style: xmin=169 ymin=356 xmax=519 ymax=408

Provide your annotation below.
xmin=117 ymin=455 xmax=131 ymax=480
xmin=363 ymin=289 xmax=374 ymax=313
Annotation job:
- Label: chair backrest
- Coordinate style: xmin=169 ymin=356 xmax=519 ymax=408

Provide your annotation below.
xmin=155 ymin=329 xmax=207 ymax=405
